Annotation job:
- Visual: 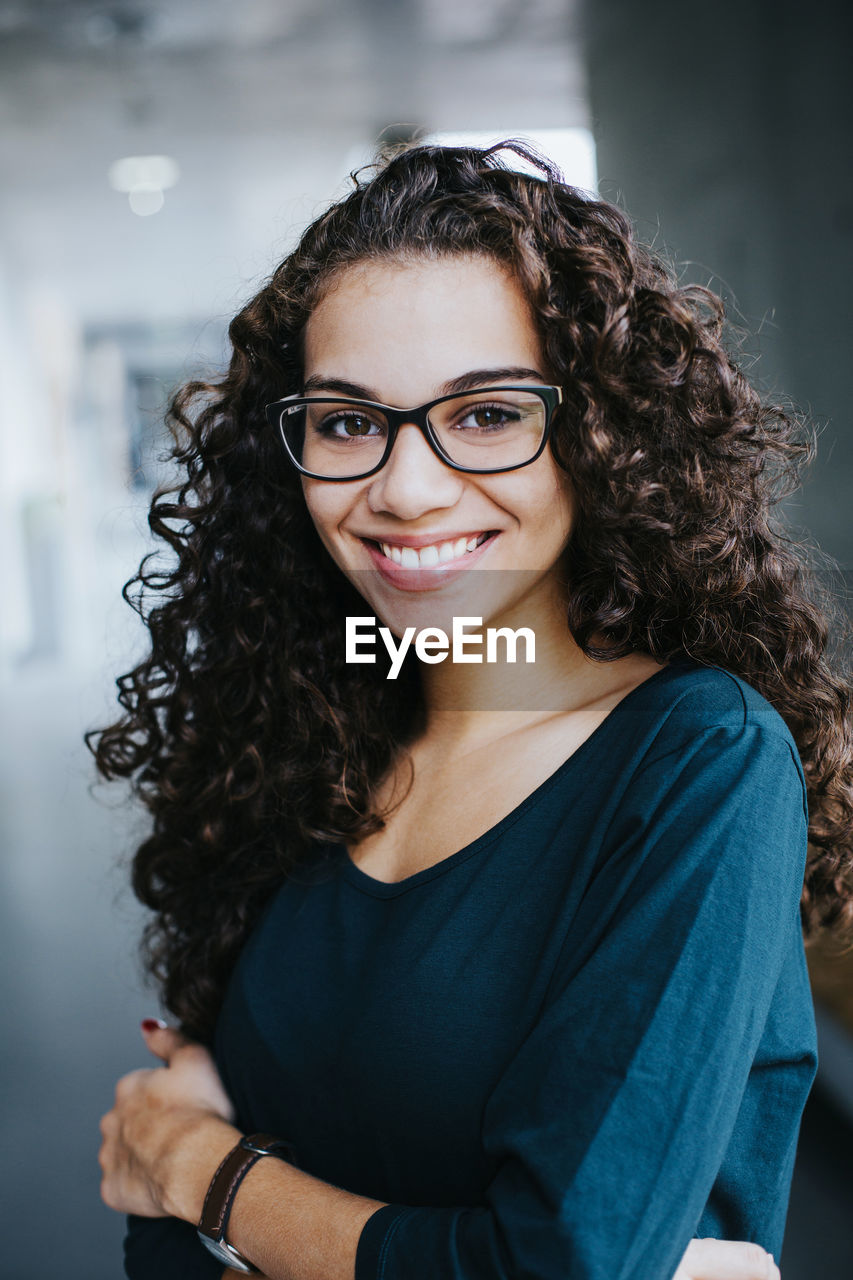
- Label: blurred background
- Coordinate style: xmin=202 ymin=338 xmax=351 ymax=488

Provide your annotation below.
xmin=1 ymin=1 xmax=851 ymax=1276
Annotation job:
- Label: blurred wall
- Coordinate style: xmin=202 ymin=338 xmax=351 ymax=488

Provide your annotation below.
xmin=583 ymin=0 xmax=853 ymax=565
xmin=581 ymin=1 xmax=853 ymax=1270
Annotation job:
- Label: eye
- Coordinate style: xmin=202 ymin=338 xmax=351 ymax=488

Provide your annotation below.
xmin=318 ymin=411 xmax=385 ymax=439
xmin=453 ymin=402 xmax=521 ymax=433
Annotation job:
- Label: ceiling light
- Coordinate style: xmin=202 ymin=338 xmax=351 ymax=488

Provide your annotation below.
xmin=108 ymin=154 xmax=179 ymax=217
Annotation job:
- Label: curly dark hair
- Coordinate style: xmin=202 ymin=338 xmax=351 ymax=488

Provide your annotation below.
xmin=87 ymin=140 xmax=853 ymax=1044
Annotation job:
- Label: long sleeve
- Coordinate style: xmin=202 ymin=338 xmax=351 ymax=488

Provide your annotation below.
xmin=355 ymin=722 xmax=814 ymax=1280
xmin=124 ymin=1214 xmax=224 ymax=1279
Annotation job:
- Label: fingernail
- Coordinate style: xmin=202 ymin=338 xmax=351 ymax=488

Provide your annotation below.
xmin=141 ymin=1018 xmax=167 ymax=1031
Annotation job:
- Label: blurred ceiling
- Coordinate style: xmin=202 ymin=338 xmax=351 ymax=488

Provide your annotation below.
xmin=0 ymin=0 xmax=588 ymax=327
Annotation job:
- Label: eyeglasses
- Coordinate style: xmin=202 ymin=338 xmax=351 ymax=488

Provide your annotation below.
xmin=265 ymin=384 xmax=563 ymax=481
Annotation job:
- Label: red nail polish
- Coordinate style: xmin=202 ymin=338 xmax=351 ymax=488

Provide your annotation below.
xmin=141 ymin=1018 xmax=166 ymax=1031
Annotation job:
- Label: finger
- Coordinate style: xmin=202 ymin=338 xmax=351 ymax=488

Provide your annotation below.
xmin=686 ymin=1238 xmax=780 ymax=1279
xmin=114 ymin=1068 xmax=150 ymax=1103
xmin=140 ymin=1020 xmax=191 ymax=1063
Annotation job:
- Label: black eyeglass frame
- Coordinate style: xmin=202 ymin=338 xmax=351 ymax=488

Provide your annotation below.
xmin=264 ymin=384 xmax=564 ymax=481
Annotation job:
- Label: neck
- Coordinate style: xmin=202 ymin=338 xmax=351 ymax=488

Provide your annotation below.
xmin=417 ymin=575 xmax=613 ymax=747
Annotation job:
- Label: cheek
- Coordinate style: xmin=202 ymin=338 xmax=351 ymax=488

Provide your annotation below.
xmin=526 ymin=468 xmax=574 ymax=540
xmin=556 ymin=486 xmax=575 ymax=540
xmin=301 ymin=481 xmax=343 ymax=545
xmin=546 ymin=470 xmax=575 ymax=539
xmin=301 ymin=481 xmax=368 ymax=576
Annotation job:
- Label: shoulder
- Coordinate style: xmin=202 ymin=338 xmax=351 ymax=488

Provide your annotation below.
xmin=619 ymin=657 xmax=808 ymax=819
xmin=595 ymin=660 xmax=811 ymax=894
xmin=634 ymin=657 xmax=798 ymax=752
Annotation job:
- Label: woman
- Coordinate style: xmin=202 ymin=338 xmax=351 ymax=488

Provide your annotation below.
xmin=93 ymin=141 xmax=853 ymax=1280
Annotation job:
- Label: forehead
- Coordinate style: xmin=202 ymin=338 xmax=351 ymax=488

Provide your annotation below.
xmin=302 ymin=255 xmax=545 ymax=399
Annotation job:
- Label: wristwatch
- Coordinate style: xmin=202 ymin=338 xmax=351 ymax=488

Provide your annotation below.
xmin=197 ymin=1132 xmax=298 ymax=1274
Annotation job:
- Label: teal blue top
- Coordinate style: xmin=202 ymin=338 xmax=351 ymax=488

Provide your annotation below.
xmin=124 ymin=657 xmax=817 ymax=1279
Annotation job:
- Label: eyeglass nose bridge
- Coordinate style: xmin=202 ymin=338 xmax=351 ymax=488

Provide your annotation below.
xmin=377 ymin=403 xmax=455 ymax=471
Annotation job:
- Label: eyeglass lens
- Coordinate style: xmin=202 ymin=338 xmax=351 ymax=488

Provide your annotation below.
xmin=279 ymin=389 xmax=548 ymax=477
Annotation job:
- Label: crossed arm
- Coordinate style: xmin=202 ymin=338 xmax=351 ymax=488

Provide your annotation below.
xmin=100 ymin=1023 xmax=781 ymax=1280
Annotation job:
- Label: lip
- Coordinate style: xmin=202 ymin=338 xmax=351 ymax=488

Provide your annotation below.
xmin=358 ymin=531 xmax=499 ymax=591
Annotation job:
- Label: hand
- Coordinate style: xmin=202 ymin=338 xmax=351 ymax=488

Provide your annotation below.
xmin=674 ymin=1237 xmax=781 ymax=1279
xmin=99 ymin=1021 xmax=237 ymax=1219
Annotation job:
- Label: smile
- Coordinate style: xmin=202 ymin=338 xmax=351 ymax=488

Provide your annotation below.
xmin=368 ymin=532 xmax=493 ymax=569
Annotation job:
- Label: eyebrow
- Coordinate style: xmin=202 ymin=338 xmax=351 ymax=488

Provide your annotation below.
xmin=301 ymin=366 xmax=548 ymax=401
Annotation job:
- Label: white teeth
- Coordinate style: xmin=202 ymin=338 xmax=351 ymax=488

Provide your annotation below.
xmin=377 ymin=534 xmax=491 ymax=568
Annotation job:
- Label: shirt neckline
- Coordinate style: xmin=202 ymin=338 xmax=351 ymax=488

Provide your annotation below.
xmin=332 ymin=655 xmax=697 ymax=899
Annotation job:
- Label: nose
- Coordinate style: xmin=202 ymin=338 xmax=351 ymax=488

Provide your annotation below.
xmin=366 ymin=421 xmax=464 ymax=519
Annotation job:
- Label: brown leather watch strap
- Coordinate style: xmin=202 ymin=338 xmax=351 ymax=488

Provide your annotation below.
xmin=198 ymin=1132 xmax=298 ymax=1261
